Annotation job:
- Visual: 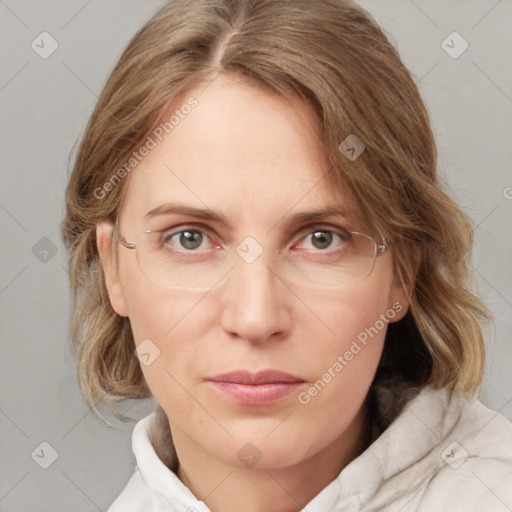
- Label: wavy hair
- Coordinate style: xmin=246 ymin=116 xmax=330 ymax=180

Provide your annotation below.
xmin=61 ymin=0 xmax=491 ymax=421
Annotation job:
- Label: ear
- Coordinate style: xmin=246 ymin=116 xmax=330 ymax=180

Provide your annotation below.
xmin=96 ymin=221 xmax=129 ymax=317
xmin=387 ymin=249 xmax=419 ymax=323
xmin=387 ymin=279 xmax=410 ymax=323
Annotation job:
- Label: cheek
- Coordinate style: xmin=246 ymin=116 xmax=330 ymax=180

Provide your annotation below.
xmin=302 ymin=271 xmax=393 ymax=352
xmin=120 ymin=253 xmax=214 ymax=346
xmin=119 ymin=268 xmax=219 ymax=406
xmin=296 ymin=278 xmax=393 ymax=399
xmin=289 ymin=283 xmax=393 ymax=456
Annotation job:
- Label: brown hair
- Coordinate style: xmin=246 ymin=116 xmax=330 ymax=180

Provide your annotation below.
xmin=61 ymin=0 xmax=491 ymax=421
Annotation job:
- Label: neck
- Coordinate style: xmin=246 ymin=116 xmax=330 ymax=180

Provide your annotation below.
xmin=169 ymin=400 xmax=373 ymax=512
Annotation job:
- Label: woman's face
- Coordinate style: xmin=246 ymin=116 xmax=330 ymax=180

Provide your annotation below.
xmin=97 ymin=74 xmax=409 ymax=470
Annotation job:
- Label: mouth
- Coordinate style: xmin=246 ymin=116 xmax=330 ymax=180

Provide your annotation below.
xmin=206 ymin=370 xmax=306 ymax=406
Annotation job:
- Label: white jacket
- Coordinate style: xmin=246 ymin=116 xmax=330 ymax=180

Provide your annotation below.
xmin=107 ymin=386 xmax=512 ymax=511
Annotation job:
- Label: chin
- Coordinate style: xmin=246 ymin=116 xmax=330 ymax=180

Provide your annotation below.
xmin=220 ymin=431 xmax=314 ymax=471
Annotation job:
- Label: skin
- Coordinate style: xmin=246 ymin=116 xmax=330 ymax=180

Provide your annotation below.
xmin=96 ymin=73 xmax=409 ymax=512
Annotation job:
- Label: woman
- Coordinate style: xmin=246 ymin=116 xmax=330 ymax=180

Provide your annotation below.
xmin=61 ymin=0 xmax=512 ymax=510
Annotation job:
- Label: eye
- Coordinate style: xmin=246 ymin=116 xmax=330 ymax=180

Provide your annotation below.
xmin=162 ymin=228 xmax=216 ymax=252
xmin=295 ymin=227 xmax=352 ymax=252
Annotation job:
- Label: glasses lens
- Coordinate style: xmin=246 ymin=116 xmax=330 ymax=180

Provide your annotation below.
xmin=135 ymin=230 xmax=380 ymax=290
xmin=137 ymin=230 xmax=229 ymax=290
xmin=282 ymin=232 xmax=378 ymax=288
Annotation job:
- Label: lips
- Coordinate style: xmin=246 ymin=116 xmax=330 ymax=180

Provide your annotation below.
xmin=206 ymin=370 xmax=306 ymax=406
xmin=207 ymin=369 xmax=305 ymax=385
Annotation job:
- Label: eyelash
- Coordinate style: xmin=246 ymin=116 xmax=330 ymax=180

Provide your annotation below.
xmin=158 ymin=223 xmax=351 ymax=254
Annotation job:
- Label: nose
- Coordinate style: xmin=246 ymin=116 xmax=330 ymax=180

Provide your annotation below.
xmin=219 ymin=248 xmax=292 ymax=345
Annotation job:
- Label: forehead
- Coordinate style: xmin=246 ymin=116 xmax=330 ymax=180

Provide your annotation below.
xmin=120 ymin=74 xmax=353 ymax=227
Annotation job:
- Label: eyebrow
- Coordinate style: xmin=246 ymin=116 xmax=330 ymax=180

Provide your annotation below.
xmin=144 ymin=201 xmax=354 ymax=229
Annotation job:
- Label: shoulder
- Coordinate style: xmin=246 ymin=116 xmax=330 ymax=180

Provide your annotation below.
xmin=362 ymin=384 xmax=512 ymax=511
xmin=416 ymin=390 xmax=512 ymax=510
xmin=107 ymin=467 xmax=153 ymax=512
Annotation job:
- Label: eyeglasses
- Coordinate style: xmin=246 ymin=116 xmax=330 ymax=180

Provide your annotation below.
xmin=114 ymin=217 xmax=388 ymax=291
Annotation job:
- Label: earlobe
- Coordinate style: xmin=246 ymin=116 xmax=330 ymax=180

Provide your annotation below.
xmin=386 ymin=248 xmax=419 ymax=323
xmin=96 ymin=221 xmax=129 ymax=317
xmin=387 ymin=270 xmax=413 ymax=324
xmin=388 ymin=285 xmax=410 ymax=323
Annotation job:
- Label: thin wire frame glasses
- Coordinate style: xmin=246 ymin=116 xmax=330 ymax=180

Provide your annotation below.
xmin=114 ymin=215 xmax=388 ymax=291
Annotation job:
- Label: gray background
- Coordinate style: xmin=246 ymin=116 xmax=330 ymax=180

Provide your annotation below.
xmin=1 ymin=1 xmax=511 ymax=510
